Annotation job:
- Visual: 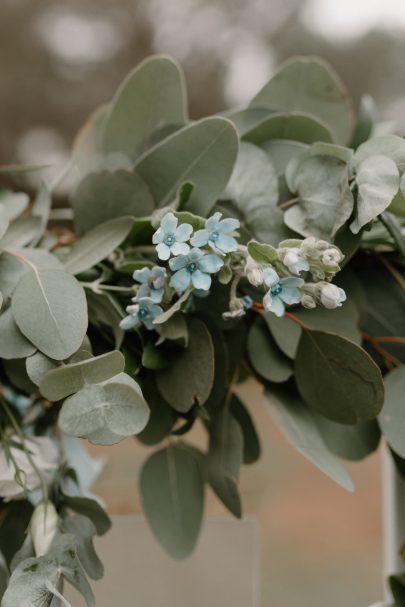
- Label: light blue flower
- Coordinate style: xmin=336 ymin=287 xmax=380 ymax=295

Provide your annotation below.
xmin=120 ymin=297 xmax=163 ymax=331
xmin=133 ymin=266 xmax=166 ymax=303
xmin=152 ymin=212 xmax=193 ymax=260
xmin=169 ymin=248 xmax=223 ymax=293
xmin=262 ymin=268 xmax=304 ymax=317
xmin=190 ymin=212 xmax=240 ymax=254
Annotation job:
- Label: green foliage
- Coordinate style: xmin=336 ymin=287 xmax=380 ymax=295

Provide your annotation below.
xmin=379 ymin=367 xmax=405 ymax=458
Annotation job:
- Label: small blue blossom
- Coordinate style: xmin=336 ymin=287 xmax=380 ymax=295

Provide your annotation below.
xmin=133 ymin=266 xmax=166 ymax=303
xmin=152 ymin=212 xmax=193 ymax=260
xmin=169 ymin=248 xmax=223 ymax=293
xmin=262 ymin=268 xmax=304 ymax=317
xmin=119 ymin=297 xmax=163 ymax=331
xmin=191 ymin=212 xmax=240 ymax=254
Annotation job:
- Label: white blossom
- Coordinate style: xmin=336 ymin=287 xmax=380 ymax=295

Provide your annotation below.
xmin=31 ymin=501 xmax=59 ymax=557
xmin=320 ymin=283 xmax=347 ymax=309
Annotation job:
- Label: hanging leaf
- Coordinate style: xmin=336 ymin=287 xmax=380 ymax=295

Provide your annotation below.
xmin=103 ymin=56 xmax=187 ymax=160
xmin=208 ymin=407 xmax=244 ymax=518
xmin=72 ymin=169 xmax=154 ymax=234
xmin=284 ymin=155 xmax=353 ymax=240
xmin=134 ymin=117 xmax=239 ymax=216
xmin=156 ymin=318 xmax=215 ymax=412
xmin=295 ymin=329 xmax=384 ymax=424
xmin=379 ymin=367 xmax=405 ymax=458
xmin=0 ymin=307 xmax=36 ymax=359
xmin=62 ymin=515 xmax=104 ymax=580
xmin=224 ymin=142 xmax=290 ymax=245
xmin=263 ymin=313 xmax=302 ymax=359
xmin=243 ymin=112 xmax=333 ymax=145
xmin=354 ymin=134 xmax=405 ymax=173
xmin=62 ymin=495 xmax=111 ymax=536
xmin=264 ymin=387 xmax=353 ymax=491
xmin=137 ymin=380 xmax=176 ymax=446
xmin=0 ymin=191 xmax=29 ymax=221
xmin=247 ymin=319 xmax=293 ymax=383
xmin=230 ymin=394 xmax=261 ymax=465
xmin=350 ymin=155 xmax=399 ymax=233
xmin=316 ymin=417 xmax=380 ymax=461
xmin=58 ymin=373 xmax=149 ymax=444
xmin=64 ymin=216 xmax=133 ymax=275
xmin=0 ymin=217 xmax=42 ymax=248
xmin=140 ymin=443 xmax=205 ymax=559
xmin=12 ymin=269 xmax=88 ymax=360
xmin=40 ymin=351 xmax=125 ymax=401
xmin=249 ymin=56 xmax=354 ymax=144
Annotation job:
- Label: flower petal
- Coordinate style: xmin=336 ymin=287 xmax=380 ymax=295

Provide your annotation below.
xmin=198 ymin=254 xmax=223 ymax=274
xmin=160 ymin=212 xmax=177 ymax=233
xmin=156 ymin=242 xmax=171 ymax=260
xmin=170 ymin=268 xmax=191 ymax=292
xmin=205 ymin=212 xmax=222 ymax=230
xmin=133 ymin=268 xmax=152 ymax=283
xmin=191 ymin=269 xmax=211 ymax=290
xmin=136 ymin=284 xmax=150 ymax=299
xmin=119 ymin=315 xmax=140 ymax=330
xmin=280 ymin=277 xmax=305 ymax=289
xmin=217 ymin=217 xmax=240 ymax=233
xmin=188 ymin=248 xmax=204 ymax=262
xmin=169 ymin=255 xmax=189 ymax=271
xmin=190 ymin=229 xmax=209 ymax=247
xmin=149 ymin=288 xmax=164 ymax=303
xmin=142 ymin=318 xmax=155 ymax=330
xmin=264 ymin=293 xmax=285 ymax=317
xmin=263 ymin=267 xmax=279 ymax=288
xmin=152 ymin=228 xmax=164 ymax=244
xmin=215 ymin=234 xmax=238 ymax=253
xmin=280 ymin=287 xmax=301 ymax=305
xmin=150 ymin=304 xmax=164 ymax=318
xmin=175 ymin=222 xmax=193 ymax=242
xmin=171 ymin=241 xmax=190 ymax=256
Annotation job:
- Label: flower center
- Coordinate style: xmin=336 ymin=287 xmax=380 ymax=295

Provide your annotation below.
xmin=187 ymin=262 xmax=198 ymax=273
xmin=138 ymin=307 xmax=150 ymax=319
xmin=210 ymin=230 xmax=220 ymax=242
xmin=271 ymin=286 xmax=283 ymax=297
xmin=163 ymin=233 xmax=176 ymax=246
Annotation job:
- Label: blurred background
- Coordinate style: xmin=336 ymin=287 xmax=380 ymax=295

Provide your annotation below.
xmin=2 ymin=0 xmax=402 ymax=604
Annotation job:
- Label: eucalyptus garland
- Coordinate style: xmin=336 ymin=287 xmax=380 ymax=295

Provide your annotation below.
xmin=0 ymin=55 xmax=404 ymax=606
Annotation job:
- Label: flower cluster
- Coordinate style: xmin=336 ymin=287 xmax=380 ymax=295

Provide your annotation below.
xmin=120 ymin=211 xmax=348 ymax=331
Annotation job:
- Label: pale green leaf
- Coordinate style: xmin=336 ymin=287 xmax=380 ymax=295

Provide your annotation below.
xmin=354 ymin=134 xmax=405 ymax=173
xmin=242 ymin=112 xmax=333 ymax=145
xmin=248 ymin=319 xmax=293 ymax=383
xmin=379 ymin=367 xmax=405 ymax=458
xmin=0 ymin=306 xmax=36 ymax=359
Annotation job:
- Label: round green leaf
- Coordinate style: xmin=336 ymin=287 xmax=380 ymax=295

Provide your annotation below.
xmin=140 ymin=443 xmax=205 ymax=559
xmin=250 ymin=56 xmax=353 ymax=144
xmin=316 ymin=417 xmax=380 ymax=462
xmin=247 ymin=319 xmax=293 ymax=383
xmin=40 ymin=351 xmax=125 ymax=401
xmin=157 ymin=318 xmax=215 ymax=412
xmin=295 ymin=329 xmax=384 ymax=424
xmin=379 ymin=366 xmax=405 ymax=458
xmin=0 ymin=307 xmax=36 ymax=359
xmin=26 ymin=351 xmax=57 ymax=386
xmin=12 ymin=269 xmax=88 ymax=360
xmin=242 ymin=112 xmax=333 ymax=146
xmin=354 ymin=134 xmax=405 ymax=173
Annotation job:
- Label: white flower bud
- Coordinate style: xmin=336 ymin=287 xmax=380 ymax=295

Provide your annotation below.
xmin=321 ymin=248 xmax=342 ymax=266
xmin=283 ymin=250 xmax=309 ymax=275
xmin=245 ymin=256 xmax=264 ymax=286
xmin=301 ymin=294 xmax=316 ymax=309
xmin=320 ymin=283 xmax=347 ymax=309
xmin=31 ymin=501 xmax=58 ymax=557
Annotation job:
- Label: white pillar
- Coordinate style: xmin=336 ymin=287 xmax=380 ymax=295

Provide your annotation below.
xmin=382 ymin=445 xmax=405 ymax=601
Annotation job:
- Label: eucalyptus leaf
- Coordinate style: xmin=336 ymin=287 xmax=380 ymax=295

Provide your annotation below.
xmin=73 ymin=103 xmax=110 ymax=175
xmin=350 ymin=155 xmax=399 ymax=233
xmin=0 ymin=191 xmax=29 ymax=221
xmin=0 ymin=216 xmax=41 ymax=248
xmin=316 ymin=417 xmax=380 ymax=461
xmin=31 ymin=184 xmax=51 ymax=243
xmin=354 ymin=134 xmax=405 ymax=173
xmin=59 ymin=373 xmax=149 ymax=444
xmin=103 ymin=55 xmax=187 ymax=160
xmin=72 ymin=169 xmax=154 ymax=234
xmin=0 ymin=306 xmax=36 ymax=359
xmin=208 ymin=407 xmax=243 ymax=518
xmin=156 ymin=318 xmax=215 ymax=412
xmin=350 ymin=94 xmax=377 ymax=149
xmin=224 ymin=142 xmax=290 ymax=245
xmin=263 ymin=312 xmax=302 ymax=359
xmin=12 ymin=269 xmax=88 ymax=360
xmin=64 ymin=216 xmax=134 ymax=275
xmin=242 ymin=112 xmax=333 ymax=145
xmin=247 ymin=240 xmax=278 ymax=264
xmin=134 ymin=117 xmax=239 ymax=216
xmin=230 ymin=394 xmax=261 ymax=465
xmin=224 ymin=107 xmax=271 ymax=136
xmin=137 ymin=380 xmax=176 ymax=445
xmin=295 ymin=329 xmax=384 ymax=424
xmin=0 ymin=204 xmax=9 ymax=240
xmin=250 ymin=56 xmax=353 ymax=144
xmin=140 ymin=443 xmax=205 ymax=559
xmin=264 ymin=387 xmax=353 ymax=491
xmin=379 ymin=366 xmax=405 ymax=458
xmin=40 ymin=351 xmax=125 ymax=401
xmin=248 ymin=319 xmax=293 ymax=383
xmin=63 ymin=515 xmax=103 ymax=580
xmin=62 ymin=496 xmax=111 ymax=536
xmin=26 ymin=351 xmax=58 ymax=386
xmin=284 ymin=155 xmax=353 ymax=240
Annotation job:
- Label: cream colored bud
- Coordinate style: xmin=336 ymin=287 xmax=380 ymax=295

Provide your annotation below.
xmin=322 ymin=248 xmax=342 ymax=266
xmin=31 ymin=501 xmax=58 ymax=557
xmin=320 ymin=283 xmax=346 ymax=309
xmin=301 ymin=294 xmax=316 ymax=309
xmin=245 ymin=256 xmax=264 ymax=286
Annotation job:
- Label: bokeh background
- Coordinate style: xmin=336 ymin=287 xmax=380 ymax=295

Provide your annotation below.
xmin=2 ymin=0 xmax=404 ymax=604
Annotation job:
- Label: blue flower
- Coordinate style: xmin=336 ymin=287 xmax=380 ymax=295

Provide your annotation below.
xmin=133 ymin=266 xmax=166 ymax=303
xmin=152 ymin=212 xmax=193 ymax=260
xmin=169 ymin=248 xmax=223 ymax=293
xmin=190 ymin=212 xmax=240 ymax=254
xmin=119 ymin=297 xmax=163 ymax=331
xmin=262 ymin=268 xmax=304 ymax=317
